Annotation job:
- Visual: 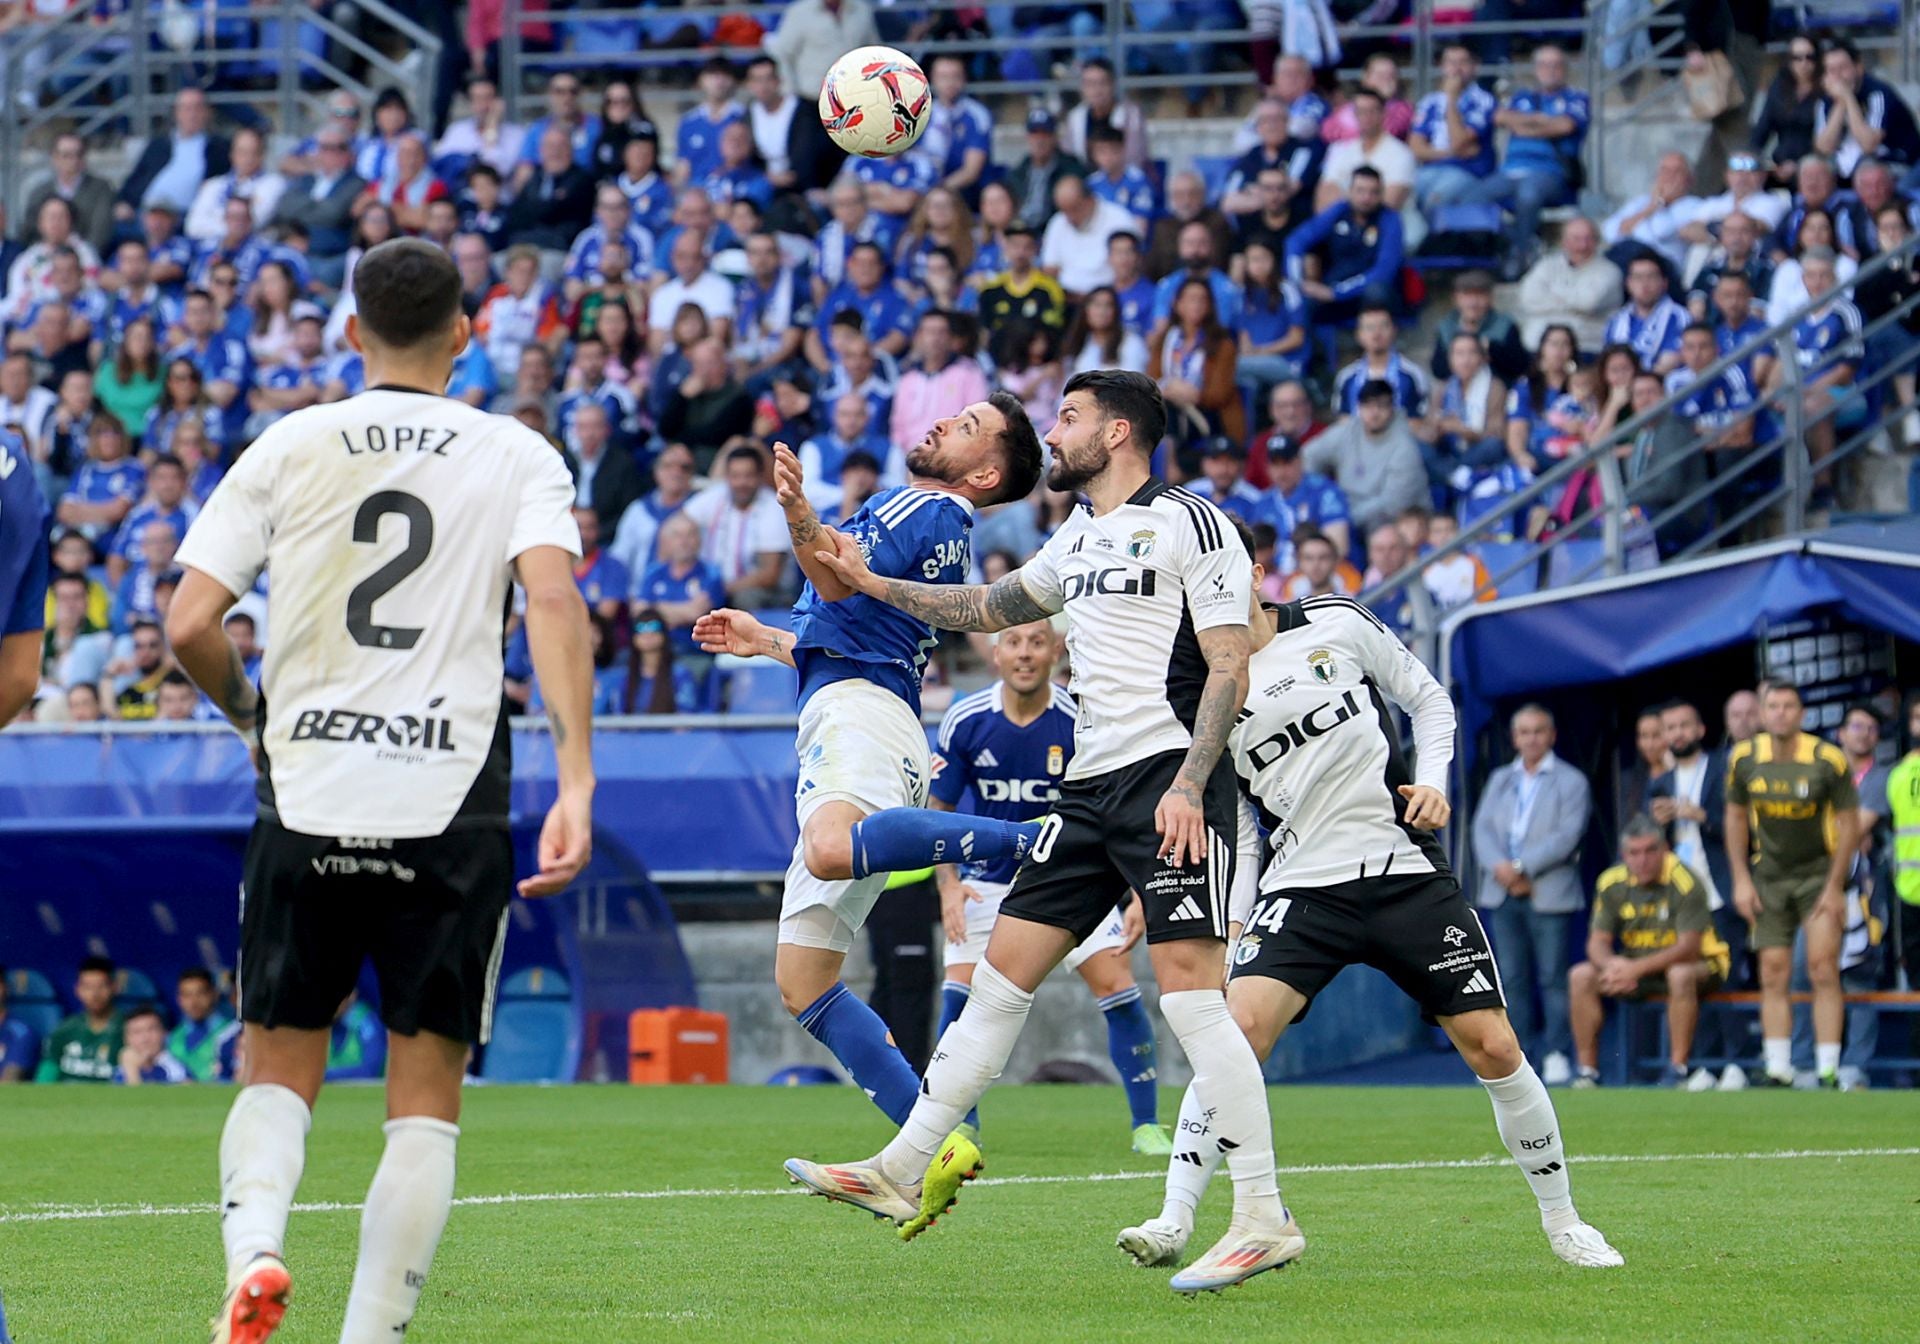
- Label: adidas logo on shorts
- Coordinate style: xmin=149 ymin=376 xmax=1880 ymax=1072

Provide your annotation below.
xmin=1462 ymin=969 xmax=1495 ymax=995
xmin=1169 ymin=896 xmax=1207 ymax=922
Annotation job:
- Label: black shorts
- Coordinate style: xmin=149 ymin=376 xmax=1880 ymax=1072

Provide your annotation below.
xmin=1229 ymin=872 xmax=1506 ymax=1025
xmin=239 ymin=819 xmax=515 ymax=1045
xmin=1001 ymin=750 xmax=1237 ymax=946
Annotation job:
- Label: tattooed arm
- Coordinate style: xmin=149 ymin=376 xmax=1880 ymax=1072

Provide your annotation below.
xmin=515 ymin=545 xmax=595 ymax=897
xmin=815 ymin=529 xmax=1060 ymax=632
xmin=166 ymin=568 xmax=260 ymax=742
xmin=772 ymin=440 xmax=856 ymax=601
xmin=1154 ymin=622 xmax=1251 ymax=868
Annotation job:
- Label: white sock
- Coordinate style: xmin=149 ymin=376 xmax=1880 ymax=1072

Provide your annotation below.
xmin=1816 ymin=1042 xmax=1841 ymax=1076
xmin=1158 ymin=989 xmax=1283 ymax=1221
xmin=1764 ymin=1038 xmax=1792 ymax=1077
xmin=878 ymin=960 xmax=1032 ymax=1186
xmin=339 ymin=1117 xmax=460 ymax=1344
xmin=218 ymin=1083 xmax=312 ymax=1284
xmin=1478 ymin=1060 xmax=1576 ymax=1231
xmin=1159 ymin=1081 xmax=1222 ymax=1232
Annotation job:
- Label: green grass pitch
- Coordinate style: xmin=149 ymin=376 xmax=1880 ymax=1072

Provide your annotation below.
xmin=1 ymin=1082 xmax=1914 ymax=1342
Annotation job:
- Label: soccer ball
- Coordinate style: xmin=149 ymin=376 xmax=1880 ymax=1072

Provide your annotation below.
xmin=818 ymin=46 xmax=931 ymax=158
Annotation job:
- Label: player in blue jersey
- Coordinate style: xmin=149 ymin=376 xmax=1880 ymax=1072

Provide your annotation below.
xmin=931 ymin=618 xmax=1171 ymax=1155
xmin=0 ymin=426 xmax=52 ymax=724
xmin=693 ymin=400 xmax=1044 ymax=1129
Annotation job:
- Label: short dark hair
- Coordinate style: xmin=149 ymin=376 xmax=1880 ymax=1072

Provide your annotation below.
xmin=1227 ymin=514 xmax=1257 ymax=561
xmin=841 ymin=449 xmax=883 ymax=475
xmin=78 ymin=955 xmax=117 ymax=979
xmin=724 ymin=444 xmax=764 ymax=472
xmin=985 ymin=390 xmax=1044 ymax=503
xmin=150 ymin=452 xmax=184 ymax=475
xmin=179 ymin=966 xmax=217 ymax=990
xmin=1061 ymin=368 xmax=1167 ymax=456
xmin=745 ymin=54 xmax=777 ymax=76
xmin=1108 ymin=230 xmax=1141 ymax=251
xmin=124 ymin=1004 xmax=164 ymax=1028
xmin=467 ymin=163 xmax=501 ymax=186
xmin=1350 ymin=86 xmax=1384 ymax=106
xmin=223 ymin=611 xmax=255 ymax=634
xmin=1086 ymin=123 xmax=1125 ymax=147
xmin=1843 ymin=700 xmax=1882 ymax=727
xmin=1083 ymin=56 xmax=1115 ymax=77
xmin=352 ymin=238 xmax=463 ymax=350
xmin=1357 ymin=378 xmax=1396 ymax=406
xmin=159 ymin=670 xmax=193 ymax=690
xmin=1827 ymin=36 xmax=1860 ymax=64
xmin=1765 ymin=680 xmax=1803 ymax=701
xmin=1683 ymin=321 xmax=1716 ymax=340
xmin=51 ymin=571 xmax=87 ymax=593
xmin=1351 ymin=165 xmax=1383 ymax=186
xmin=927 ymin=52 xmax=967 ymax=73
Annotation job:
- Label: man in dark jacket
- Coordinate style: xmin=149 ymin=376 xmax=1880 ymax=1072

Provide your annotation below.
xmin=1005 ymin=109 xmax=1085 ymax=230
xmin=23 ymin=135 xmax=118 ymax=255
xmin=1650 ymin=696 xmax=1747 ymax=992
xmin=658 ymin=338 xmax=755 ymax=469
xmin=507 ymin=125 xmax=596 ymax=256
xmin=268 ymin=129 xmax=365 ymax=286
xmin=560 ymin=401 xmax=645 ymax=528
xmin=116 ymin=88 xmax=230 ymax=224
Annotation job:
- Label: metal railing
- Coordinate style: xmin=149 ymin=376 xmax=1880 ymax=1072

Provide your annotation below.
xmin=0 ymin=1 xmax=438 ymax=219
xmin=1367 ymin=233 xmax=1920 ymax=667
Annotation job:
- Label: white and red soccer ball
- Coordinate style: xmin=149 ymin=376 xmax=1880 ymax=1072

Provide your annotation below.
xmin=818 ymin=46 xmax=932 ymax=158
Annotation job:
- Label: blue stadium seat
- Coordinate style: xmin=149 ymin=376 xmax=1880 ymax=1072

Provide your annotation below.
xmin=6 ymin=968 xmax=62 ymax=1039
xmin=1412 ymin=204 xmax=1505 ymax=273
xmin=480 ymin=967 xmax=578 ymax=1083
xmin=115 ymin=967 xmax=160 ymax=1015
xmin=1476 ymin=541 xmax=1539 ymax=598
xmin=1191 ymin=155 xmax=1236 ymax=204
xmin=728 ymin=662 xmax=798 ymax=714
xmin=1546 ymin=539 xmax=1607 ymax=589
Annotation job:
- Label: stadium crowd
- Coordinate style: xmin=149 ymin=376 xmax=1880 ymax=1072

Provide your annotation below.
xmin=3 ymin=4 xmax=1914 ymax=723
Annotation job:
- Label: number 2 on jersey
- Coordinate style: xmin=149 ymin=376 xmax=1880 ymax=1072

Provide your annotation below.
xmin=347 ymin=491 xmax=434 ymax=650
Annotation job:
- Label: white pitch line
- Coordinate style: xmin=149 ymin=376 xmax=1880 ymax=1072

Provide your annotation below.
xmin=3 ymin=1146 xmax=1914 ymax=1228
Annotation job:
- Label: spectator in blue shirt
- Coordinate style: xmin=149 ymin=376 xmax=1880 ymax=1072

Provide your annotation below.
xmin=1222 ymin=98 xmax=1325 ymax=218
xmin=571 ymin=505 xmax=631 ymax=626
xmin=1487 ymin=45 xmax=1591 ymax=274
xmin=1781 ymin=248 xmax=1866 ymax=502
xmin=609 ymin=443 xmax=701 ymax=579
xmin=798 ymin=390 xmax=904 ymax=512
xmin=1107 ymin=231 xmax=1157 ymax=337
xmin=812 ymin=242 xmax=916 ymax=363
xmin=637 ymin=513 xmax=727 ymax=660
xmin=676 ymin=58 xmax=744 ymax=185
xmin=701 ymin=121 xmax=775 ymax=212
xmin=1333 ymin=305 xmax=1429 ymax=420
xmin=1284 ymin=166 xmax=1404 ymax=328
xmin=163 ymin=289 xmax=250 ymax=442
xmin=111 ymin=517 xmax=178 ymax=632
xmin=110 ymin=454 xmax=196 ymax=582
xmin=813 ymin=178 xmax=903 ymax=298
xmin=1194 ymin=438 xmax=1278 ymax=529
xmin=113 ymin=1007 xmax=188 ymax=1086
xmin=446 ymin=336 xmax=498 ymax=408
xmin=1084 ymin=124 xmax=1158 ymax=228
xmin=615 ymin=130 xmax=675 ymax=238
xmin=563 ymin=186 xmax=658 ymax=305
xmin=514 ymin=72 xmax=603 ymax=191
xmin=1233 ymin=239 xmax=1309 ymax=405
xmin=611 ymin=607 xmax=707 ymax=714
xmin=1409 ymin=44 xmax=1500 ymax=216
xmin=1604 ymin=255 xmax=1693 ymax=373
xmin=923 ymin=53 xmax=995 ymax=198
xmin=1266 ymin=433 xmax=1353 ymax=562
xmin=1150 ymin=219 xmax=1239 ymax=330
xmin=55 ymin=414 xmax=142 ymax=545
xmin=851 ymin=150 xmax=940 ymax=223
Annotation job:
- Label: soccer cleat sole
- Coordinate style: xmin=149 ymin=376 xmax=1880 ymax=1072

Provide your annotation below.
xmin=1171 ymin=1255 xmax=1298 ymax=1295
xmin=210 ymin=1257 xmax=291 ymax=1344
xmin=898 ymin=1151 xmax=983 ymax=1241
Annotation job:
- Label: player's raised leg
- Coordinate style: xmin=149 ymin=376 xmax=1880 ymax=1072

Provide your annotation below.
xmin=1441 ymin=1007 xmax=1623 ymax=1268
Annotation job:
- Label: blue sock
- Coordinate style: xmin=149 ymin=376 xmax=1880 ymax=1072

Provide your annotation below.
xmin=1100 ymin=986 xmax=1160 ymax=1129
xmin=796 ymin=983 xmax=921 ymax=1125
xmin=848 ymin=808 xmax=1044 ymax=880
xmin=938 ymin=981 xmax=981 ymax=1132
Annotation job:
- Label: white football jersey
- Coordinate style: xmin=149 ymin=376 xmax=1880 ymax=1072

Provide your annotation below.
xmin=176 ymin=386 xmax=580 ymax=838
xmin=1234 ymin=595 xmax=1456 ymax=891
xmin=1017 ymin=481 xmax=1250 ymax=781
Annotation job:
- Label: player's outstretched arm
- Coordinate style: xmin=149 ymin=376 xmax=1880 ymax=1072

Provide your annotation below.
xmin=772 ymin=441 xmax=856 ymax=602
xmin=814 ymin=530 xmax=1056 ymax=633
xmin=167 ymin=568 xmax=259 ymax=751
xmin=516 ymin=544 xmax=596 ymax=898
xmin=1155 ymin=623 xmax=1251 ymax=868
xmin=694 ymin=607 xmax=797 ymax=669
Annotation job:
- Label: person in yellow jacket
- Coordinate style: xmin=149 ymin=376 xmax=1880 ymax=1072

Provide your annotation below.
xmin=1886 ymin=694 xmax=1920 ymax=996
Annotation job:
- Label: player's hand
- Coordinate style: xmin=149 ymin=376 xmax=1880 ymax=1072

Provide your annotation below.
xmin=1119 ymin=896 xmax=1146 ymax=953
xmin=814 ymin=528 xmax=882 ymax=597
xmin=694 ymin=607 xmax=767 ymax=657
xmin=772 ymin=441 xmax=805 ymax=512
xmin=1814 ymin=883 xmax=1847 ymax=927
xmin=1599 ymin=959 xmax=1641 ymax=997
xmin=1649 ymin=796 xmax=1677 ymax=825
xmin=1732 ymin=876 xmax=1761 ymax=924
xmin=520 ymin=785 xmax=592 ymax=898
xmin=938 ymin=879 xmax=978 ymax=945
xmin=1154 ymin=782 xmax=1208 ymax=868
xmin=1397 ymin=784 xmax=1450 ymax=830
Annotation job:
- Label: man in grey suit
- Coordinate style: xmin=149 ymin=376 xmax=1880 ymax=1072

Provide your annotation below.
xmin=21 ymin=135 xmax=117 ymax=256
xmin=1472 ymin=704 xmax=1592 ymax=1085
xmin=269 ymin=129 xmax=365 ymax=289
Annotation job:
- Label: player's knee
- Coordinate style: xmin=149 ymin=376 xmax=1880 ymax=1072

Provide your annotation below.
xmin=1569 ymin=961 xmax=1597 ymax=994
xmin=800 ymin=828 xmax=854 ymax=882
xmin=1664 ymin=962 xmax=1697 ymax=997
xmin=1454 ymin=1013 xmax=1522 ymax=1077
xmin=1806 ymin=954 xmax=1841 ymax=989
xmin=1228 ymin=995 xmax=1282 ymax=1061
xmin=1077 ymin=952 xmax=1133 ymax=998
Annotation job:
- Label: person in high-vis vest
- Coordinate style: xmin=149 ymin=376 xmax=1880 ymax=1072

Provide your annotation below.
xmin=1725 ymin=682 xmax=1857 ymax=1089
xmin=1887 ymin=694 xmax=1920 ymax=995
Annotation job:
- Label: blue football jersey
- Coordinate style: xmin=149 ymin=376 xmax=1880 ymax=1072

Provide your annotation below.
xmin=0 ymin=428 xmax=51 ymax=638
xmin=930 ymin=681 xmax=1078 ymax=883
xmin=790 ymin=485 xmax=973 ymax=715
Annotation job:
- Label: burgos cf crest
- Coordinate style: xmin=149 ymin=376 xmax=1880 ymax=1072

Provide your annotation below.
xmin=1126 ymin=529 xmax=1156 ymax=559
xmin=864 ymin=58 xmax=930 ymax=148
xmin=1307 ymin=648 xmax=1336 ymax=684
